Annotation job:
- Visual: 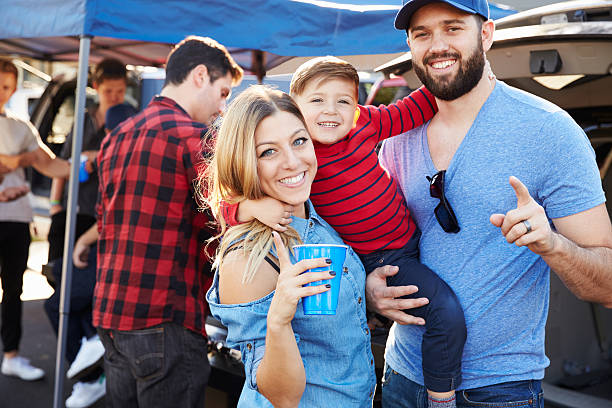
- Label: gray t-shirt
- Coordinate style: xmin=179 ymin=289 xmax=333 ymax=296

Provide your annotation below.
xmin=0 ymin=110 xmax=41 ymax=223
xmin=379 ymin=81 xmax=605 ymax=389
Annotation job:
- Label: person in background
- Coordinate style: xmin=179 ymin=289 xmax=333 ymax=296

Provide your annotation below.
xmin=367 ymin=1 xmax=612 ymax=407
xmin=0 ymin=58 xmax=69 ymax=382
xmin=47 ymin=58 xmax=127 ymax=264
xmin=90 ymin=36 xmax=242 ymax=407
xmin=77 ymin=103 xmax=138 ymax=179
xmin=42 ymin=58 xmax=127 ymax=408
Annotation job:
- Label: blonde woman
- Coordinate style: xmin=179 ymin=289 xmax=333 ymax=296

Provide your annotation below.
xmin=204 ymin=86 xmax=376 ymax=407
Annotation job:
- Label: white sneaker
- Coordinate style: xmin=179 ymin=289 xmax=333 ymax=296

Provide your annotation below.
xmin=67 ymin=335 xmax=105 ymax=379
xmin=66 ymin=374 xmax=106 ymax=408
xmin=1 ymin=355 xmax=45 ymax=381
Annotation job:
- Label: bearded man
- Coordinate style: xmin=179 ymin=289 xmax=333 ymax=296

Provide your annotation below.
xmin=365 ymin=1 xmax=612 ymax=407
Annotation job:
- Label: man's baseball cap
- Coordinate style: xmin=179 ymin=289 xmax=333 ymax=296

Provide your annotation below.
xmin=395 ymin=0 xmax=490 ymax=30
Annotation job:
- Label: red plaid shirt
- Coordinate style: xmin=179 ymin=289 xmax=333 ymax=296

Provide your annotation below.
xmin=94 ymin=96 xmax=215 ymax=336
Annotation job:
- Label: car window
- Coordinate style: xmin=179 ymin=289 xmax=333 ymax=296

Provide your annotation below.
xmin=370 ymin=85 xmax=413 ymax=106
xmin=48 ymin=95 xmax=76 ymax=145
xmin=370 ymin=86 xmax=400 ymax=106
xmin=45 ymin=85 xmax=137 ymax=146
xmin=359 ymin=82 xmax=373 ymax=105
xmin=27 ymin=98 xmax=39 ymax=118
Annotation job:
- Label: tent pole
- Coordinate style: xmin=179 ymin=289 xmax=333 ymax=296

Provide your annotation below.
xmin=53 ymin=35 xmax=91 ymax=408
xmin=251 ymin=50 xmax=266 ymax=83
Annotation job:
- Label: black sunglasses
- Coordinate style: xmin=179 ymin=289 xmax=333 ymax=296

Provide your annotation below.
xmin=426 ymin=170 xmax=460 ymax=233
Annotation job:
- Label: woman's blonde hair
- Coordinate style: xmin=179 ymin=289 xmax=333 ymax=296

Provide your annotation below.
xmin=199 ymin=85 xmax=307 ymax=283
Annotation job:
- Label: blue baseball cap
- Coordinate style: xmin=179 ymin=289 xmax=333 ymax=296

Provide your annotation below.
xmin=395 ymin=0 xmax=490 ymax=30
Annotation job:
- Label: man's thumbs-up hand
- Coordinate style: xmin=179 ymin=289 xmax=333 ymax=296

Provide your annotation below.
xmin=490 ymin=176 xmax=556 ymax=255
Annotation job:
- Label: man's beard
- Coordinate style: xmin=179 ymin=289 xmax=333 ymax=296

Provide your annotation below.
xmin=413 ymin=41 xmax=485 ymax=101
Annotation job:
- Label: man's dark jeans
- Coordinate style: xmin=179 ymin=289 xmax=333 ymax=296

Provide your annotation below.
xmin=360 ymin=228 xmax=466 ymax=392
xmin=382 ymin=365 xmax=544 ymax=408
xmin=98 ymin=322 xmax=210 ymax=407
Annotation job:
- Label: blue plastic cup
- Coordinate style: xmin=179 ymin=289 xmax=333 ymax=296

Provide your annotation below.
xmin=78 ymin=154 xmax=89 ymax=183
xmin=292 ymin=244 xmax=348 ymax=315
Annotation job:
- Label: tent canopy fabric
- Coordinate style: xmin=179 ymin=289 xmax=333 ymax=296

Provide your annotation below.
xmin=0 ymin=0 xmax=516 ymax=71
xmin=0 ymin=3 xmax=516 ymax=408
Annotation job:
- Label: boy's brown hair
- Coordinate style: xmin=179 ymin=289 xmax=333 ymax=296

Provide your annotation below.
xmin=91 ymin=58 xmax=127 ymax=86
xmin=290 ymin=56 xmax=359 ymax=98
xmin=0 ymin=59 xmax=18 ymax=80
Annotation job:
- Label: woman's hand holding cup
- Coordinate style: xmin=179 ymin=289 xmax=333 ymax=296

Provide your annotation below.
xmin=268 ymin=232 xmax=333 ymax=328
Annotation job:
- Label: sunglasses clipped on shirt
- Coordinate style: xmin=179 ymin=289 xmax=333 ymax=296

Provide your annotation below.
xmin=426 ymin=170 xmax=460 ymax=233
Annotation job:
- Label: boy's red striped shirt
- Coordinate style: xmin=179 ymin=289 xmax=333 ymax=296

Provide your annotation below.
xmin=310 ymin=87 xmax=437 ymax=254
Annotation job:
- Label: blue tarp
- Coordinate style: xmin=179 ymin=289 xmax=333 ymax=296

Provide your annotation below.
xmin=0 ymin=0 xmax=516 ymax=57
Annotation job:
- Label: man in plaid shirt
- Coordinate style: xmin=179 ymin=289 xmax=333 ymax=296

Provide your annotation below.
xmin=86 ymin=36 xmax=242 ymax=407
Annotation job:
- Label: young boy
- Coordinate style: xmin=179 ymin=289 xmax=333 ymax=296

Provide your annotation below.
xmin=0 ymin=58 xmax=70 ymax=382
xmin=226 ymin=57 xmax=466 ymax=408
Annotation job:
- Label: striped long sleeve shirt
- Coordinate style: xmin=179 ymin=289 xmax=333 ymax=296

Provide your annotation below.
xmin=310 ymin=87 xmax=437 ymax=254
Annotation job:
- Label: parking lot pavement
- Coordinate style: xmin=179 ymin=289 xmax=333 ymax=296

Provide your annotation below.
xmin=0 ymin=299 xmax=106 ymax=408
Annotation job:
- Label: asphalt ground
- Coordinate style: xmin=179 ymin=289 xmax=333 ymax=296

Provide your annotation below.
xmin=0 ymin=299 xmax=105 ymax=408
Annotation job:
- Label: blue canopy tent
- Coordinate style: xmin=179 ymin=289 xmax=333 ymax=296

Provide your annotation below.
xmin=0 ymin=0 xmax=515 ymax=73
xmin=0 ymin=1 xmax=515 ymax=407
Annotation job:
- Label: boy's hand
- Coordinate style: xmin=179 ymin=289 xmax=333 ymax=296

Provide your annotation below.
xmin=238 ymin=197 xmax=295 ymax=232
